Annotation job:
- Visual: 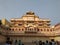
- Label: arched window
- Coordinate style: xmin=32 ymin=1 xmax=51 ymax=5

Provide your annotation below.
xmin=47 ymin=29 xmax=49 ymax=31
xmin=41 ymin=29 xmax=43 ymax=31
xmin=37 ymin=28 xmax=39 ymax=31
xmin=19 ymin=29 xmax=21 ymax=31
xmin=22 ymin=29 xmax=24 ymax=31
xmin=44 ymin=29 xmax=46 ymax=31
xmin=50 ymin=29 xmax=52 ymax=32
xmin=38 ymin=24 xmax=42 ymax=26
xmin=18 ymin=24 xmax=22 ymax=26
xmin=12 ymin=28 xmax=14 ymax=31
xmin=9 ymin=28 xmax=11 ymax=30
xmin=25 ymin=28 xmax=27 ymax=30
xmin=29 ymin=29 xmax=31 ymax=31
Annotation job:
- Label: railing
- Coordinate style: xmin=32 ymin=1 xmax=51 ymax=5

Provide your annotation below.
xmin=3 ymin=32 xmax=60 ymax=36
xmin=1 ymin=29 xmax=60 ymax=36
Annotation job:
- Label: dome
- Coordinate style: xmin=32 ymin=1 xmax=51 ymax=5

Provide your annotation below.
xmin=26 ymin=11 xmax=35 ymax=15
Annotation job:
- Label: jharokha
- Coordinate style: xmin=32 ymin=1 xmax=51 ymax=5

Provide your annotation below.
xmin=0 ymin=11 xmax=60 ymax=43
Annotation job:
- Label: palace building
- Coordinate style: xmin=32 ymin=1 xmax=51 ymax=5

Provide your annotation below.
xmin=0 ymin=11 xmax=60 ymax=44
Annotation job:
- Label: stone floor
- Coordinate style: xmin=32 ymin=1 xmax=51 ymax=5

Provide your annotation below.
xmin=0 ymin=42 xmax=36 ymax=45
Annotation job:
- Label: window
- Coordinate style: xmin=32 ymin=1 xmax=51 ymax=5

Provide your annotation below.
xmin=27 ymin=21 xmax=34 ymax=23
xmin=25 ymin=28 xmax=27 ymax=30
xmin=11 ymin=20 xmax=14 ymax=22
xmin=9 ymin=29 xmax=11 ymax=30
xmin=38 ymin=24 xmax=42 ymax=26
xmin=47 ymin=24 xmax=50 ymax=26
xmin=50 ymin=29 xmax=52 ymax=31
xmin=12 ymin=29 xmax=14 ymax=31
xmin=22 ymin=29 xmax=24 ymax=31
xmin=41 ymin=29 xmax=43 ymax=31
xmin=37 ymin=28 xmax=39 ymax=31
xmin=29 ymin=28 xmax=31 ymax=31
xmin=34 ymin=28 xmax=36 ymax=30
xmin=47 ymin=29 xmax=49 ymax=31
xmin=44 ymin=29 xmax=46 ymax=31
xmin=6 ymin=28 xmax=9 ymax=30
xmin=46 ymin=21 xmax=50 ymax=23
xmin=19 ymin=29 xmax=21 ymax=31
xmin=18 ymin=24 xmax=22 ymax=26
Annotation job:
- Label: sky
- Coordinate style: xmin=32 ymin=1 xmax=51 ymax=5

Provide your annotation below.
xmin=0 ymin=0 xmax=60 ymax=25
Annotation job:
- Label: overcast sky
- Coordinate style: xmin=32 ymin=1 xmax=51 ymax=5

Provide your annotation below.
xmin=0 ymin=0 xmax=60 ymax=25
